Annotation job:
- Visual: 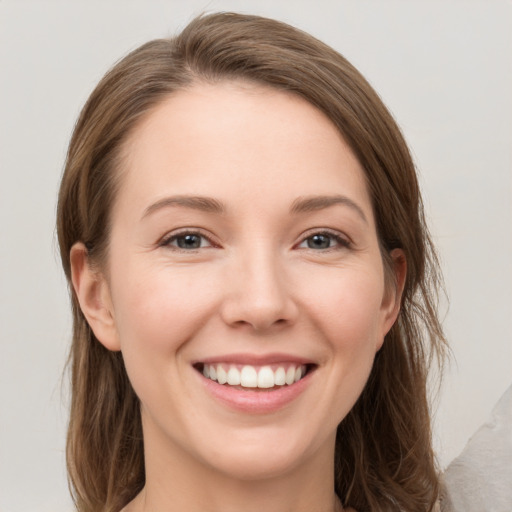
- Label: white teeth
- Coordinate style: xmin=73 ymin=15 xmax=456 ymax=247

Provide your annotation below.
xmin=274 ymin=367 xmax=286 ymax=386
xmin=257 ymin=366 xmax=274 ymax=388
xmin=227 ymin=367 xmax=241 ymax=385
xmin=240 ymin=366 xmax=258 ymax=387
xmin=203 ymin=363 xmax=308 ymax=389
xmin=285 ymin=366 xmax=296 ymax=385
xmin=216 ymin=366 xmax=227 ymax=384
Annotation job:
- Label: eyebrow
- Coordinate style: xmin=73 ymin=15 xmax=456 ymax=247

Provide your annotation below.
xmin=141 ymin=193 xmax=368 ymax=223
xmin=142 ymin=195 xmax=225 ymax=219
xmin=290 ymin=195 xmax=368 ymax=223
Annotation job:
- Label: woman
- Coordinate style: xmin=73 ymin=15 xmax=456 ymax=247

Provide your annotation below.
xmin=57 ymin=12 xmax=446 ymax=512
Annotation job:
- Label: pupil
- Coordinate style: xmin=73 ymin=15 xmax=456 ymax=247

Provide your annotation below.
xmin=178 ymin=234 xmax=201 ymax=249
xmin=308 ymin=234 xmax=330 ymax=249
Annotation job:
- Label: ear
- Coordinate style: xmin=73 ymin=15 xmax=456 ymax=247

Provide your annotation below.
xmin=377 ymin=248 xmax=407 ymax=349
xmin=70 ymin=242 xmax=121 ymax=351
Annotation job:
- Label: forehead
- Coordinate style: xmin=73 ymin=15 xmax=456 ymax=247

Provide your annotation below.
xmin=115 ymin=81 xmax=373 ymax=219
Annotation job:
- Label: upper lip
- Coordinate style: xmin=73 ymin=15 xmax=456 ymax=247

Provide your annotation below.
xmin=193 ymin=353 xmax=316 ymax=366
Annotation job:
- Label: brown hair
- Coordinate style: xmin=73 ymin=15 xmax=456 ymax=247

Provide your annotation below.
xmin=57 ymin=12 xmax=446 ymax=512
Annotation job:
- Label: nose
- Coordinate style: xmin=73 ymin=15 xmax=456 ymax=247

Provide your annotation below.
xmin=219 ymin=248 xmax=299 ymax=332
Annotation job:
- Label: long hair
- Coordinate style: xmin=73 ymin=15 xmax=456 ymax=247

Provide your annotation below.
xmin=57 ymin=12 xmax=447 ymax=512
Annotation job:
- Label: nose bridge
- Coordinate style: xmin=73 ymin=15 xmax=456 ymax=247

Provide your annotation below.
xmin=220 ymin=239 xmax=297 ymax=331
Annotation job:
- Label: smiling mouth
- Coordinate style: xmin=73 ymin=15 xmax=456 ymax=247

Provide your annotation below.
xmin=194 ymin=363 xmax=315 ymax=390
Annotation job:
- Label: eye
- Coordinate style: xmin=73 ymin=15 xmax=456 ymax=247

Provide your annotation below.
xmin=161 ymin=230 xmax=214 ymax=250
xmin=297 ymin=231 xmax=350 ymax=250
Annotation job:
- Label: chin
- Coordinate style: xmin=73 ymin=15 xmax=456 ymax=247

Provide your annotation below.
xmin=205 ymin=449 xmax=305 ymax=482
xmin=195 ymin=425 xmax=330 ymax=482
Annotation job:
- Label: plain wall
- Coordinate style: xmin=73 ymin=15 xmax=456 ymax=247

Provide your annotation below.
xmin=0 ymin=1 xmax=510 ymax=510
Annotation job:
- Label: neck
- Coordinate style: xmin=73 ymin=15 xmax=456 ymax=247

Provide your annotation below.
xmin=134 ymin=475 xmax=342 ymax=512
xmin=127 ymin=420 xmax=342 ymax=512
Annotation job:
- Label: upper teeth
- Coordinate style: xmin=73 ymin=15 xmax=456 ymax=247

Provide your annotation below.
xmin=203 ymin=364 xmax=306 ymax=388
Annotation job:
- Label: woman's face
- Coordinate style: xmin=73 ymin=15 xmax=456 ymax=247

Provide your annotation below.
xmin=80 ymin=82 xmax=403 ymax=481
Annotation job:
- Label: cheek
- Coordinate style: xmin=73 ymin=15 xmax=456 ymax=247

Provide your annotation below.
xmin=298 ymin=265 xmax=386 ymax=349
xmin=307 ymin=269 xmax=385 ymax=410
xmin=108 ymin=265 xmax=221 ymax=420
xmin=109 ymin=263 xmax=221 ymax=367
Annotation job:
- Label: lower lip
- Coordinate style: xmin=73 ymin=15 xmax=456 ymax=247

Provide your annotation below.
xmin=198 ymin=371 xmax=313 ymax=414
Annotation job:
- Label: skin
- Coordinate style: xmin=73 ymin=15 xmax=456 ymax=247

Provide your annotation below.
xmin=71 ymin=81 xmax=405 ymax=512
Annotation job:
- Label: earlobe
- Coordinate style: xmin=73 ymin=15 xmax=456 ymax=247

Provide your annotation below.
xmin=70 ymin=243 xmax=121 ymax=351
xmin=378 ymin=248 xmax=407 ymax=348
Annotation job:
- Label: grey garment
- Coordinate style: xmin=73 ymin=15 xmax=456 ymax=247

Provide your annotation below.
xmin=440 ymin=383 xmax=512 ymax=512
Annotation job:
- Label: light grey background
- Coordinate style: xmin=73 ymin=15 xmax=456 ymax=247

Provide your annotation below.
xmin=1 ymin=1 xmax=510 ymax=510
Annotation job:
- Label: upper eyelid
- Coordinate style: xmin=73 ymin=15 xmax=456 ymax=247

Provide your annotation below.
xmin=158 ymin=227 xmax=351 ymax=247
xmin=159 ymin=228 xmax=217 ymax=247
xmin=297 ymin=228 xmax=352 ymax=245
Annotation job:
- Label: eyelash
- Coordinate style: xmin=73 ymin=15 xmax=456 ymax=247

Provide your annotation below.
xmin=159 ymin=229 xmax=216 ymax=251
xmin=159 ymin=228 xmax=351 ymax=252
xmin=296 ymin=230 xmax=351 ymax=251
